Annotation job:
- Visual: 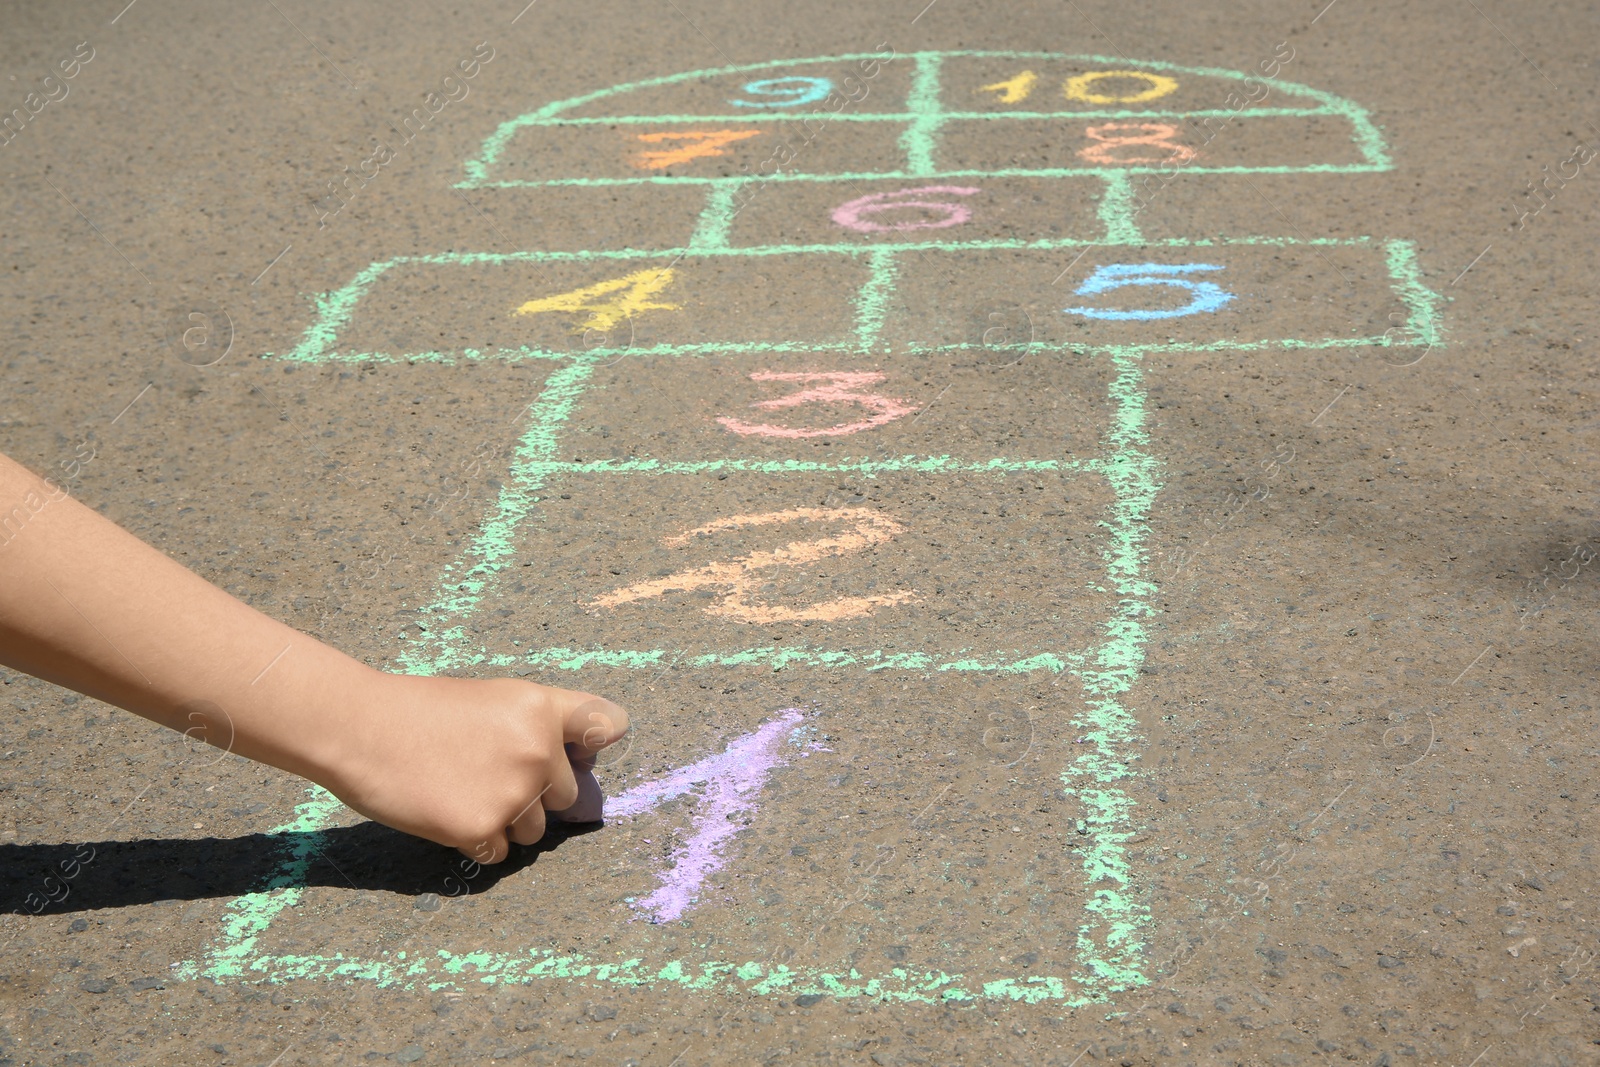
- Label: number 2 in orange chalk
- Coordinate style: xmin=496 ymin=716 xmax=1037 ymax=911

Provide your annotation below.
xmin=591 ymin=507 xmax=918 ymax=624
xmin=717 ymin=371 xmax=917 ymax=438
xmin=978 ymin=71 xmax=1037 ymax=104
xmin=633 ymin=129 xmax=762 ymax=170
xmin=514 ymin=268 xmax=678 ymax=332
xmin=1078 ymin=123 xmax=1196 ymax=165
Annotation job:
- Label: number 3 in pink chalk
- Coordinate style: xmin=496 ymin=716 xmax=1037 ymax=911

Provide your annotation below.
xmin=831 ymin=185 xmax=981 ymax=232
xmin=717 ymin=371 xmax=917 ymax=438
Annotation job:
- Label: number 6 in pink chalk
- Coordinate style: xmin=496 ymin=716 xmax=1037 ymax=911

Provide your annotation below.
xmin=717 ymin=370 xmax=917 ymax=438
xmin=831 ymin=185 xmax=981 ymax=232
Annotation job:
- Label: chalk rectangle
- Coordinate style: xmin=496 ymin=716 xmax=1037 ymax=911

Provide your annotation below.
xmin=458 ymin=468 xmax=1116 ymax=673
xmin=877 ymin=243 xmax=1397 ymax=352
xmin=555 ymin=57 xmax=916 ymax=121
xmin=202 ymin=672 xmax=1108 ymax=996
xmin=324 ymin=254 xmax=872 ymax=361
xmin=938 ymin=113 xmax=1374 ymax=174
xmin=722 ymin=175 xmax=1106 ymax=250
xmin=480 ymin=118 xmax=909 ymax=188
xmin=482 ymin=123 xmax=776 ymax=185
xmin=555 ymin=350 xmax=1113 ymax=465
xmin=944 ymin=54 xmax=1314 ymax=118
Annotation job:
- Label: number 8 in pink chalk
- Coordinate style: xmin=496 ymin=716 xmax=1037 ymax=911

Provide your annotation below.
xmin=831 ymin=185 xmax=981 ymax=232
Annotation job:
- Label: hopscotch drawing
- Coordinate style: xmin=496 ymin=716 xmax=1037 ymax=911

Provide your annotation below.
xmin=174 ymin=51 xmax=1442 ymax=1003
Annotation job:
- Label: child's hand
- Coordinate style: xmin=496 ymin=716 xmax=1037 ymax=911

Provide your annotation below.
xmin=0 ymin=451 xmax=631 ymax=864
xmin=327 ymin=675 xmax=628 ymax=863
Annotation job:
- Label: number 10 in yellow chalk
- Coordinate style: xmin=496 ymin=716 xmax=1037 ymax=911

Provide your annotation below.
xmin=977 ymin=68 xmax=1179 ymax=105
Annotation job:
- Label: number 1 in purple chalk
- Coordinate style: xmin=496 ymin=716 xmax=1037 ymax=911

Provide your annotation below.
xmin=607 ymin=709 xmax=811 ymax=924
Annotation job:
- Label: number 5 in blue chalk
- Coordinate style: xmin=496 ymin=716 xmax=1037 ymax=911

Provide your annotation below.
xmin=1064 ymin=263 xmax=1234 ymax=321
xmin=730 ymin=76 xmax=833 ymax=108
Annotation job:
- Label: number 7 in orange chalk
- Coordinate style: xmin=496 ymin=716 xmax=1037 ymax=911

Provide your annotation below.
xmin=633 ymin=129 xmax=762 ymax=170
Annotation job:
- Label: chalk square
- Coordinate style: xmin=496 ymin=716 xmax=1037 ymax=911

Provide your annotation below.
xmin=877 ymin=244 xmax=1398 ymax=352
xmin=945 ymin=55 xmax=1289 ymax=116
xmin=722 ymin=175 xmax=1106 ymax=250
xmin=327 ymin=254 xmax=874 ymax=360
xmin=483 ymin=123 xmax=777 ymax=184
xmin=553 ymin=55 xmax=916 ymax=122
xmin=460 ymin=468 xmax=1118 ymax=673
xmin=209 ymin=673 xmax=1107 ymax=997
xmin=555 ymin=350 xmax=1114 ymax=465
xmin=936 ymin=113 xmax=1369 ymax=174
xmin=484 ymin=122 xmax=912 ymax=187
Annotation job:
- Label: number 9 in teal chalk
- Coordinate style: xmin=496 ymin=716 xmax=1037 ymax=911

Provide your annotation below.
xmin=730 ymin=76 xmax=833 ymax=107
xmin=1064 ymin=263 xmax=1234 ymax=321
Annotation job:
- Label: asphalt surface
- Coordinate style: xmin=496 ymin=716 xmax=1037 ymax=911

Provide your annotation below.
xmin=2 ymin=1 xmax=1600 ymax=1064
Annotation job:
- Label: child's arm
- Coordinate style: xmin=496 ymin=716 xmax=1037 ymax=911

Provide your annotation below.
xmin=0 ymin=452 xmax=626 ymax=863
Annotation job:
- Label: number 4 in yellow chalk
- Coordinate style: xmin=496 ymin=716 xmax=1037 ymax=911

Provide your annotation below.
xmin=978 ymin=70 xmax=1037 ymax=104
xmin=514 ymin=268 xmax=679 ymax=333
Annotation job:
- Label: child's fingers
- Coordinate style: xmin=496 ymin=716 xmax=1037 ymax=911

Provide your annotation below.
xmin=561 ymin=696 xmax=629 ymax=759
xmin=505 ymin=747 xmax=579 ymax=847
xmin=461 ymin=831 xmax=509 ymax=866
xmin=508 ymin=801 xmax=547 ymax=847
xmin=539 ymin=748 xmax=581 ymax=814
xmin=550 ymin=747 xmax=604 ymax=823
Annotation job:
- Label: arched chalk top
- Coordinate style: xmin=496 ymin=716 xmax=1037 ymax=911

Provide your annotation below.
xmin=459 ymin=50 xmax=1391 ymax=188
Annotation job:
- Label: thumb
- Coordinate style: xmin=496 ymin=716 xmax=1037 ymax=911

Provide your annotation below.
xmin=561 ymin=695 xmax=629 ymax=759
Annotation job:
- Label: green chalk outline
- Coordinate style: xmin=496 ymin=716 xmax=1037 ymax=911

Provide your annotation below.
xmin=1383 ymin=238 xmax=1444 ymax=347
xmin=479 ymin=647 xmax=1085 ymax=674
xmin=687 ymin=181 xmax=741 ymax=253
xmin=183 ymin=322 xmax=1441 ymax=998
xmin=263 ymin=234 xmax=1432 ymax=682
xmin=466 ymin=163 xmax=1390 ymax=190
xmin=900 ymin=52 xmax=944 ymax=175
xmin=517 ymin=106 xmax=1331 ymax=126
xmin=199 ymin=946 xmax=1089 ymax=1004
xmin=458 ymin=50 xmax=1390 ymax=190
xmin=170 ymin=787 xmax=344 ymax=984
xmin=171 ymin=52 xmax=1434 ymax=1003
xmin=1098 ymin=170 xmax=1142 ymax=244
xmin=275 ymin=234 xmax=1379 ymax=366
xmin=173 ymin=323 xmax=1163 ymax=999
xmin=525 ymin=456 xmax=1087 ymax=476
xmin=295 ymin=330 xmax=1404 ymax=368
xmin=339 ymin=241 xmax=1411 ymax=680
xmin=174 ymin=301 xmax=1189 ymax=997
xmin=1062 ymin=344 xmax=1157 ymax=987
xmin=398 ymin=358 xmax=596 ymax=667
xmin=854 ymin=247 xmax=900 ymax=349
